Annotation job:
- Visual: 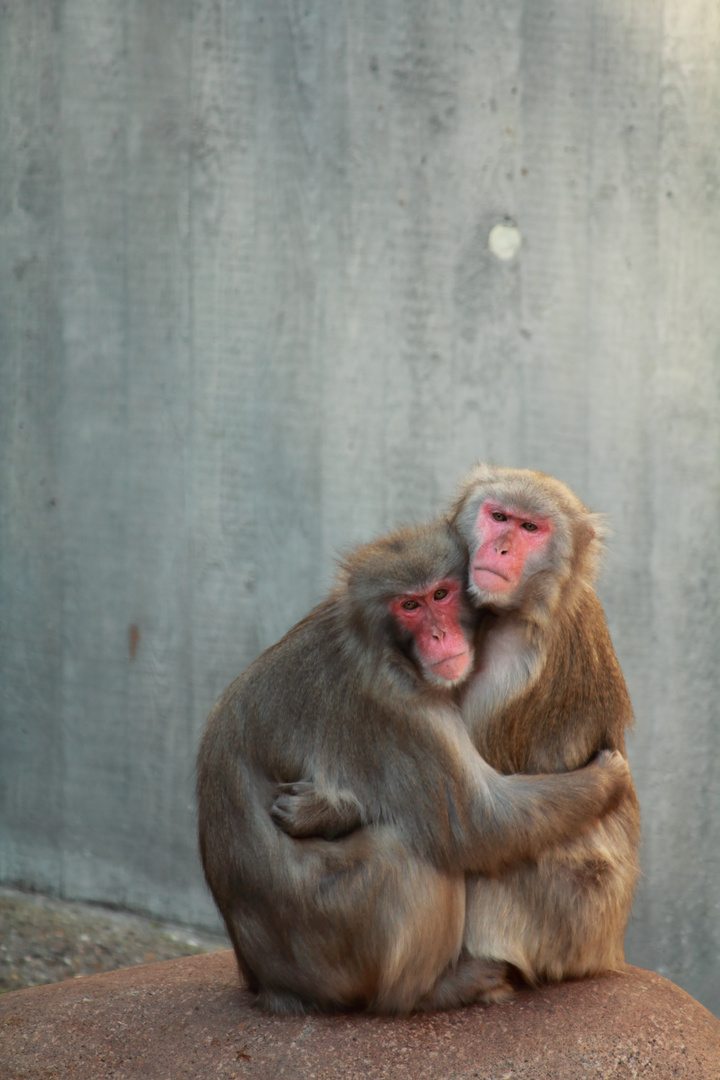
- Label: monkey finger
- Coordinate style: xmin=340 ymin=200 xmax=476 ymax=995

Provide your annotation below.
xmin=270 ymin=800 xmax=306 ymax=836
xmin=589 ymin=750 xmax=632 ymax=814
xmin=594 ymin=749 xmax=631 ymax=782
xmin=271 ymin=794 xmax=301 ymax=815
xmin=593 ymin=748 xmax=625 ymax=766
xmin=274 ymin=780 xmax=314 ymax=797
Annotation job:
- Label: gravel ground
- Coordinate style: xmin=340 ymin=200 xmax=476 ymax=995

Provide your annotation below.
xmin=0 ymin=886 xmax=229 ymax=993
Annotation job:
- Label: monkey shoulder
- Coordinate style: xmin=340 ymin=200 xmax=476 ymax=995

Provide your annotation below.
xmin=515 ymin=613 xmax=632 ymax=770
xmin=549 ymin=587 xmax=634 ymax=720
xmin=241 ymin=601 xmax=354 ymax=698
xmin=200 ymin=602 xmax=363 ymax=772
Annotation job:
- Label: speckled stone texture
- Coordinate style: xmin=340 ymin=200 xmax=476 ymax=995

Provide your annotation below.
xmin=1 ymin=952 xmax=719 ymax=1079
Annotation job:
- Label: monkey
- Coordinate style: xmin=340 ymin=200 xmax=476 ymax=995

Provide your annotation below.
xmin=273 ymin=466 xmax=641 ymax=1003
xmin=197 ymin=519 xmax=631 ymax=1015
xmin=447 ymin=463 xmax=640 ymax=994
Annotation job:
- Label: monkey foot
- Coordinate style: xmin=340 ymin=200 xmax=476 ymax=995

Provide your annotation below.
xmin=416 ymin=956 xmax=515 ymax=1011
xmin=255 ymin=987 xmax=324 ymax=1016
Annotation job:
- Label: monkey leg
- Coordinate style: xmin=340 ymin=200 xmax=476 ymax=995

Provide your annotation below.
xmin=463 ymin=814 xmax=639 ymax=985
xmin=366 ymin=849 xmax=468 ymax=1014
xmin=225 ymin=827 xmax=468 ymax=1015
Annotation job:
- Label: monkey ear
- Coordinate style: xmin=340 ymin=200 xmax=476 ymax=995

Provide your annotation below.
xmin=585 ymin=511 xmax=609 ymax=544
xmin=578 ymin=512 xmax=608 ymax=581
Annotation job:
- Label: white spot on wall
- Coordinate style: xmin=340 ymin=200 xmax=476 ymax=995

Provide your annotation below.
xmin=488 ymin=222 xmax=522 ymax=261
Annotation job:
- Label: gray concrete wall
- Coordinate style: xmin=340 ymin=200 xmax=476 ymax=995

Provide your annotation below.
xmin=1 ymin=0 xmax=719 ymax=1014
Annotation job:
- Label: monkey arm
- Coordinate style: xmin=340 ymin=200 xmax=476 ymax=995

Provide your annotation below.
xmin=270 ymin=782 xmax=363 ymax=840
xmin=452 ymin=749 xmax=632 ymax=876
xmin=270 ymin=748 xmax=630 ymax=876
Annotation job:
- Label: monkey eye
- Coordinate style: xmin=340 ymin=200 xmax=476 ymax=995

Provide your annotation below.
xmin=401 ymin=599 xmax=420 ymax=610
xmin=433 ymin=588 xmax=449 ymax=601
xmin=521 ymin=521 xmax=538 ymax=532
xmin=491 ymin=511 xmax=508 ymax=522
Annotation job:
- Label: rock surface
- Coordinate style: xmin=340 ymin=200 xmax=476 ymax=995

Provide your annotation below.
xmin=1 ymin=952 xmax=719 ymax=1079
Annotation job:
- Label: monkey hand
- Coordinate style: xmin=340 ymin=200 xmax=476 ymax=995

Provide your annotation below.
xmin=589 ymin=749 xmax=632 ymax=816
xmin=270 ymin=782 xmax=363 ymax=840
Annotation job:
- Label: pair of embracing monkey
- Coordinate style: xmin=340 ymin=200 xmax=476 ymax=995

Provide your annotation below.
xmin=196 ymin=463 xmax=640 ymax=1015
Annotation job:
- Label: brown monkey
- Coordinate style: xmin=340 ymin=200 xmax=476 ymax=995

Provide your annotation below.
xmin=197 ymin=520 xmax=630 ymax=1015
xmin=448 ymin=463 xmax=640 ymax=992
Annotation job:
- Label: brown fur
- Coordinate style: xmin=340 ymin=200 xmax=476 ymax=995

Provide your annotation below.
xmin=197 ymin=519 xmax=631 ymax=1014
xmin=449 ymin=464 xmax=640 ymax=989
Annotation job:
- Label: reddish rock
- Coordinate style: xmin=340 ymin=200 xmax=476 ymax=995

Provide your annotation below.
xmin=1 ymin=952 xmax=719 ymax=1079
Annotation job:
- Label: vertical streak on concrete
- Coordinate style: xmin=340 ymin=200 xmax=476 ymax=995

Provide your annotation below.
xmin=0 ymin=0 xmax=64 ymax=889
xmin=182 ymin=0 xmax=268 ymax=918
xmin=244 ymin=0 xmax=326 ymax=648
xmin=635 ymin=0 xmax=720 ymax=1010
xmin=580 ymin=0 xmax=661 ymax=706
xmin=120 ymin=0 xmax=195 ymax=913
xmin=515 ymin=0 xmax=595 ymax=480
xmin=446 ymin=0 xmax=526 ymax=478
xmin=56 ymin=0 xmax=135 ymax=902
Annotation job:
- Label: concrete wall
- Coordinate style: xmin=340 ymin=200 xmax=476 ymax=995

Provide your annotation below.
xmin=1 ymin=0 xmax=719 ymax=1014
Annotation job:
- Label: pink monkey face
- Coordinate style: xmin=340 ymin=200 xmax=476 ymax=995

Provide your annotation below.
xmin=389 ymin=579 xmax=473 ymax=683
xmin=471 ymin=501 xmax=553 ymax=596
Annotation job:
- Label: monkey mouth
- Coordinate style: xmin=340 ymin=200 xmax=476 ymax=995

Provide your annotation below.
xmin=429 ymin=650 xmax=471 ymax=682
xmin=473 ymin=564 xmax=510 ymax=582
xmin=430 ymin=651 xmax=468 ymax=670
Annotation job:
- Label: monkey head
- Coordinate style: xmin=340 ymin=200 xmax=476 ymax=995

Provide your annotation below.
xmin=338 ymin=522 xmax=477 ymax=688
xmin=449 ymin=464 xmax=606 ymax=619
xmin=388 ymin=578 xmax=473 ymax=685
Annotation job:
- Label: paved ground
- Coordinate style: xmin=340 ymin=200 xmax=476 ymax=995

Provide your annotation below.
xmin=0 ymin=885 xmax=228 ymax=993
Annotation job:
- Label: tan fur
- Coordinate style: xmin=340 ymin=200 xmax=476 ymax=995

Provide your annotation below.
xmin=197 ymin=520 xmax=631 ymax=1014
xmin=450 ymin=464 xmax=640 ymax=990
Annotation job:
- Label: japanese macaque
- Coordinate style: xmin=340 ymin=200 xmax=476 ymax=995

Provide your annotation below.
xmin=449 ymin=463 xmax=640 ymax=993
xmin=197 ymin=520 xmax=631 ymax=1015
